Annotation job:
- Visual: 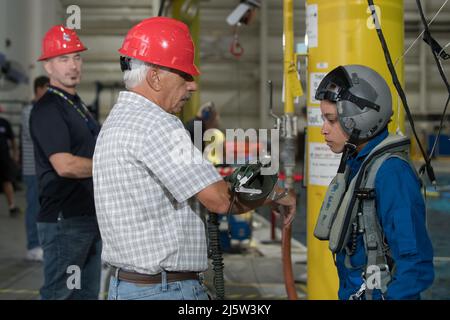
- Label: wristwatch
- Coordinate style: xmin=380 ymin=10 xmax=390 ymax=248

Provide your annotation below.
xmin=269 ymin=188 xmax=289 ymax=201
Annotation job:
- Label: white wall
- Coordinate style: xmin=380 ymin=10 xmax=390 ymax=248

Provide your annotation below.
xmin=0 ymin=0 xmax=61 ymax=132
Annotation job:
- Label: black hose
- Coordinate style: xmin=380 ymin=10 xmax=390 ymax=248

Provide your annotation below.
xmin=158 ymin=0 xmax=166 ymax=17
xmin=208 ymin=212 xmax=225 ymax=300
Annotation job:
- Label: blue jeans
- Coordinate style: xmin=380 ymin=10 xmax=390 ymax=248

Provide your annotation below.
xmin=108 ymin=270 xmax=210 ymax=300
xmin=23 ymin=175 xmax=40 ymax=250
xmin=37 ymin=215 xmax=102 ymax=300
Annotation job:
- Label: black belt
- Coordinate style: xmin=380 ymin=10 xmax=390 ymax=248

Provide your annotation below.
xmin=112 ymin=267 xmax=200 ymax=285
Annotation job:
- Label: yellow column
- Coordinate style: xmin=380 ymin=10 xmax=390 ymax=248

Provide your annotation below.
xmin=283 ymin=0 xmax=295 ymax=114
xmin=172 ymin=0 xmax=200 ymax=122
xmin=305 ymin=0 xmax=404 ymax=299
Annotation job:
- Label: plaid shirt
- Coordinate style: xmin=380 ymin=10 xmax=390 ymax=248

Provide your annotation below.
xmin=93 ymin=91 xmax=222 ymax=274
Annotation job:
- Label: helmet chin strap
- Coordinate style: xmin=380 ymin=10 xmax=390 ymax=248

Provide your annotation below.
xmin=337 ymin=129 xmax=360 ymax=173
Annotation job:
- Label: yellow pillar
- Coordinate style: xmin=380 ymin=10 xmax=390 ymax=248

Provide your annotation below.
xmin=172 ymin=0 xmax=200 ymax=122
xmin=305 ymin=0 xmax=404 ymax=299
xmin=283 ymin=0 xmax=295 ymax=114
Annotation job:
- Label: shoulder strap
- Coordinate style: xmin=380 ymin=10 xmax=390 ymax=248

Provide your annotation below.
xmin=359 ymin=153 xmax=392 ymax=299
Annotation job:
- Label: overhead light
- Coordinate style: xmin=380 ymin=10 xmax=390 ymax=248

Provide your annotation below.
xmin=226 ymin=0 xmax=261 ymax=26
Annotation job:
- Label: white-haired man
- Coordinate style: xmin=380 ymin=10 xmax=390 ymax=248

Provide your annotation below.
xmin=93 ymin=17 xmax=296 ymax=300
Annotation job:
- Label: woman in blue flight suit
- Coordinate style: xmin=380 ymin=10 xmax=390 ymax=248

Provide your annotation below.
xmin=315 ymin=65 xmax=434 ymax=300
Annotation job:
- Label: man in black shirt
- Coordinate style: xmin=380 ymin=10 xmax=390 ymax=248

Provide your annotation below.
xmin=30 ymin=25 xmax=101 ymax=300
xmin=184 ymin=101 xmax=220 ymax=152
xmin=0 ymin=112 xmax=20 ymax=216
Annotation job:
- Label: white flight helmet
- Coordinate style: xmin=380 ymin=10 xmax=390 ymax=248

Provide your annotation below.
xmin=315 ymin=64 xmax=393 ymax=144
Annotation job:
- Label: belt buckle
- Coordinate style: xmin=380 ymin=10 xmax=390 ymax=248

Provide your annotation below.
xmin=114 ymin=267 xmax=120 ymax=279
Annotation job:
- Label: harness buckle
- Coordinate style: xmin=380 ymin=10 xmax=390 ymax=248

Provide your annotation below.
xmin=349 ymin=282 xmax=366 ymax=300
xmin=355 ymin=188 xmax=376 ymax=200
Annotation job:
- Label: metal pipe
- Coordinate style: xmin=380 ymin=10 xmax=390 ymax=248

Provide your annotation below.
xmin=283 ymin=0 xmax=295 ymax=114
xmin=282 ymin=223 xmax=297 ymax=300
xmin=271 ymin=210 xmax=277 ymax=241
xmin=172 ymin=0 xmax=201 ymax=122
xmin=259 ymin=0 xmax=269 ymax=129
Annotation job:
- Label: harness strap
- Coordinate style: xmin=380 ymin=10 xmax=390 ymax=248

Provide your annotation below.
xmin=356 ymin=152 xmax=408 ymax=299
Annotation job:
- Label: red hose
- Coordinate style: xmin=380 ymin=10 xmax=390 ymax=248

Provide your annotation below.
xmin=271 ymin=211 xmax=277 ymax=241
xmin=281 ymin=214 xmax=298 ymax=300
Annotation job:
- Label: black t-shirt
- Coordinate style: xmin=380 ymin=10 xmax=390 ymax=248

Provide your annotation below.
xmin=30 ymin=86 xmax=100 ymax=222
xmin=0 ymin=117 xmax=14 ymax=156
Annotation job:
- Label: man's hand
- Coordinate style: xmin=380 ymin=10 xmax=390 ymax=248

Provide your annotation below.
xmin=272 ymin=189 xmax=296 ymax=226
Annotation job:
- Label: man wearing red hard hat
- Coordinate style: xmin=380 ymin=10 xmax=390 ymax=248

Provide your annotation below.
xmin=93 ymin=17 xmax=296 ymax=300
xmin=30 ymin=25 xmax=101 ymax=300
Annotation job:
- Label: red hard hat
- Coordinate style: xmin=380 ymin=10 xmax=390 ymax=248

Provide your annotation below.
xmin=38 ymin=25 xmax=87 ymax=61
xmin=118 ymin=17 xmax=199 ymax=76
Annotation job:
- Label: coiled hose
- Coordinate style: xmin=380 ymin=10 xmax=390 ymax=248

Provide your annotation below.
xmin=208 ymin=212 xmax=225 ymax=300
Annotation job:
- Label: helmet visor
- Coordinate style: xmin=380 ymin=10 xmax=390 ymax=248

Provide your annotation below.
xmin=315 ymin=66 xmax=352 ymax=101
xmin=315 ymin=66 xmax=380 ymax=112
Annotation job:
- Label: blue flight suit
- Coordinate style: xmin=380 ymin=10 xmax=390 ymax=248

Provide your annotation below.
xmin=336 ymin=129 xmax=434 ymax=300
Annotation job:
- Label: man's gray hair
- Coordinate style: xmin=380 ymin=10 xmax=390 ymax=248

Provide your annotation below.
xmin=123 ymin=58 xmax=153 ymax=89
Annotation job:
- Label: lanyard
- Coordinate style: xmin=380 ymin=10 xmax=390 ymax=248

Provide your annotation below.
xmin=47 ymin=87 xmax=98 ymax=136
